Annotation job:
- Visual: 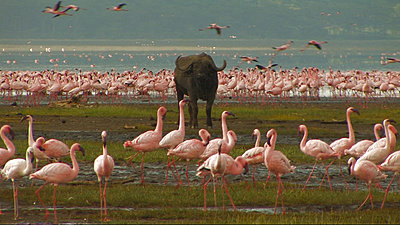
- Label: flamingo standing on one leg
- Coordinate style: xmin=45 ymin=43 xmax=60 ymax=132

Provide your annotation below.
xmin=94 ymin=131 xmax=114 ymax=222
xmin=329 ymin=107 xmax=360 ymax=189
xmin=159 ymin=99 xmax=189 ymax=186
xmin=264 ymin=129 xmax=295 ymax=215
xmin=1 ymin=147 xmax=35 ymax=220
xmin=377 ymin=150 xmax=400 ymax=208
xmin=29 ymin=143 xmax=85 ymax=224
xmin=298 ymin=124 xmax=338 ymax=191
xmin=348 ymin=157 xmax=387 ymax=210
xmin=167 ymin=129 xmax=211 ymax=188
xmin=0 ymin=124 xmax=16 ymax=214
xmin=124 ymin=106 xmax=167 ymax=185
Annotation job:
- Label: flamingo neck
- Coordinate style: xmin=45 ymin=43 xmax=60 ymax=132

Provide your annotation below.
xmin=28 ymin=118 xmax=35 ymax=147
xmin=384 ymin=122 xmax=391 ymax=152
xmin=221 ymin=114 xmax=229 ymax=141
xmin=254 ymin=131 xmax=260 ymax=147
xmin=1 ymin=128 xmax=15 ymax=156
xmin=178 ymin=104 xmax=185 ymax=132
xmin=299 ymin=127 xmax=307 ymax=153
xmin=346 ymin=110 xmax=355 ymax=143
xmin=23 ymin=151 xmax=34 ymax=175
xmin=70 ymin=148 xmax=79 ymax=176
xmin=388 ymin=127 xmax=396 ymax=151
xmin=154 ymin=111 xmax=164 ymax=133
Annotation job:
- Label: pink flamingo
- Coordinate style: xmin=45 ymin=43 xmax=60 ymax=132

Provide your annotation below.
xmin=94 ymin=131 xmax=115 ymax=222
xmin=29 ymin=143 xmax=85 ymax=224
xmin=242 ymin=128 xmax=266 ymax=186
xmin=358 ymin=119 xmax=394 ymax=164
xmin=298 ymin=124 xmax=338 ymax=191
xmin=167 ymin=129 xmax=211 ymax=188
xmin=0 ymin=125 xmax=16 ymax=167
xmin=264 ymin=129 xmax=295 ymax=214
xmin=344 ymin=123 xmax=383 ymax=158
xmin=1 ymin=147 xmax=35 ymax=219
xmin=159 ymin=99 xmax=188 ymax=185
xmin=348 ymin=157 xmax=387 ymax=210
xmin=300 ymin=40 xmax=328 ymax=51
xmin=329 ymin=107 xmax=360 ymax=188
xmin=123 ymin=106 xmax=167 ymax=184
xmin=107 ymin=3 xmax=128 ymax=11
xmin=34 ymin=137 xmax=70 ymax=162
xmin=42 ymin=1 xmax=73 ymax=17
xmin=378 ymin=150 xmax=400 ymax=208
xmin=199 ymin=23 xmax=230 ymax=36
xmin=199 ymin=111 xmax=235 ymax=160
xmin=196 ymin=142 xmax=247 ymax=211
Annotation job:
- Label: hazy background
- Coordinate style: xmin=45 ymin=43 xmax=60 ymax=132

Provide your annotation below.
xmin=1 ymin=0 xmax=399 ymax=41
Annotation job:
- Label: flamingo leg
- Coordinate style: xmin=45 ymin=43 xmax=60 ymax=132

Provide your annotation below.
xmin=127 ymin=152 xmax=140 ymax=174
xmin=185 ymin=161 xmax=191 ymax=189
xmin=319 ymin=159 xmax=334 ymax=191
xmin=222 ymin=176 xmax=236 ymax=211
xmin=203 ymin=177 xmax=212 ymax=211
xmin=252 ymin=165 xmax=256 ymax=188
xmin=303 ymin=161 xmax=318 ymax=191
xmin=35 ymin=182 xmax=50 ymax=220
xmin=103 ymin=180 xmax=110 ymax=222
xmin=165 ymin=155 xmax=171 ymax=185
xmin=264 ymin=171 xmax=271 ymax=189
xmin=140 ymin=153 xmax=145 ymax=185
xmin=357 ymin=183 xmax=372 ymax=210
xmin=213 ymin=177 xmax=217 ymax=208
xmin=53 ymin=185 xmax=58 ymax=224
xmin=99 ymin=180 xmax=103 ymax=222
xmin=381 ymin=173 xmax=397 ymax=209
xmin=337 ymin=159 xmax=349 ymax=189
xmin=12 ymin=179 xmax=18 ymax=220
xmin=171 ymin=158 xmax=182 ymax=186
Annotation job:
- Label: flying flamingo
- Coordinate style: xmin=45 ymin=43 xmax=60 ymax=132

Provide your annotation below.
xmin=1 ymin=147 xmax=35 ymax=220
xmin=344 ymin=123 xmax=383 ymax=158
xmin=300 ymin=40 xmax=328 ymax=51
xmin=199 ymin=111 xmax=235 ymax=160
xmin=42 ymin=1 xmax=73 ymax=17
xmin=159 ymin=99 xmax=189 ymax=185
xmin=348 ymin=157 xmax=387 ymax=210
xmin=29 ymin=143 xmax=85 ymax=224
xmin=107 ymin=3 xmax=128 ymax=11
xmin=167 ymin=129 xmax=211 ymax=188
xmin=196 ymin=142 xmax=247 ymax=211
xmin=199 ymin=23 xmax=230 ymax=36
xmin=329 ymin=107 xmax=360 ymax=188
xmin=94 ymin=131 xmax=114 ymax=222
xmin=242 ymin=128 xmax=266 ymax=187
xmin=264 ymin=129 xmax=295 ymax=215
xmin=377 ymin=150 xmax=400 ymax=208
xmin=124 ymin=106 xmax=167 ymax=184
xmin=358 ymin=119 xmax=394 ymax=164
xmin=298 ymin=124 xmax=338 ymax=191
xmin=270 ymin=40 xmax=293 ymax=63
xmin=382 ymin=57 xmax=400 ymax=65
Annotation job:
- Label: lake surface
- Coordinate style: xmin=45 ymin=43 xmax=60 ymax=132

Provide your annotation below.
xmin=1 ymin=39 xmax=399 ymax=73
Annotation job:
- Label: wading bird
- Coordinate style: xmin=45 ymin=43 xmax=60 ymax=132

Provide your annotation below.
xmin=124 ymin=106 xmax=167 ymax=185
xmin=30 ymin=143 xmax=85 ymax=224
xmin=199 ymin=23 xmax=230 ymax=36
xmin=94 ymin=131 xmax=114 ymax=222
xmin=1 ymin=147 xmax=35 ymax=220
xmin=107 ymin=3 xmax=128 ymax=11
xmin=300 ymin=40 xmax=328 ymax=51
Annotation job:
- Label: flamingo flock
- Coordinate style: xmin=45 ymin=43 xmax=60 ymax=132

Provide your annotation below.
xmin=0 ymin=105 xmax=400 ymax=223
xmin=1 ymin=66 xmax=400 ymax=107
